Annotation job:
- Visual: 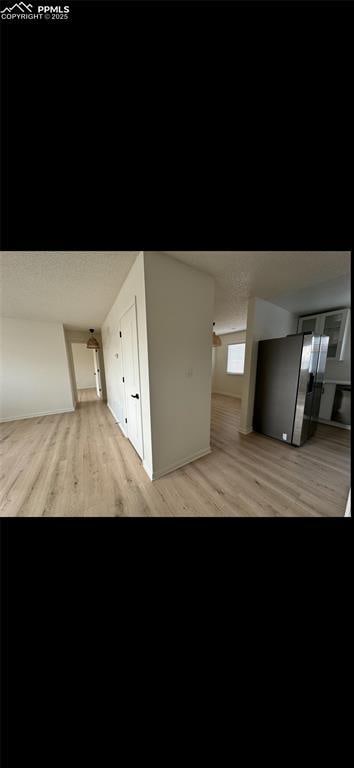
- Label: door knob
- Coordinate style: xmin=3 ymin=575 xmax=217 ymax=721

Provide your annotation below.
xmin=131 ymin=394 xmax=139 ymax=399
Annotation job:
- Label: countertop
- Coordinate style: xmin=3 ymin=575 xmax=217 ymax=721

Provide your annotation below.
xmin=324 ymin=380 xmax=351 ymax=385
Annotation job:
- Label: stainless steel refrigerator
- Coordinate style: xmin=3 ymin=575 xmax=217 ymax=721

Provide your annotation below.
xmin=253 ymin=333 xmax=329 ymax=446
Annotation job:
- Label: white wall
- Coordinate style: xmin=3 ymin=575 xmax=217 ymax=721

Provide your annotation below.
xmin=144 ymin=251 xmax=214 ymax=479
xmin=71 ymin=343 xmax=95 ymax=389
xmin=240 ymin=298 xmax=297 ymax=434
xmin=64 ymin=329 xmax=107 ymax=403
xmin=212 ymin=330 xmax=246 ymax=399
xmin=0 ymin=316 xmax=74 ymax=421
xmin=101 ymin=252 xmax=153 ymax=476
xmin=102 ymin=251 xmax=214 ymax=481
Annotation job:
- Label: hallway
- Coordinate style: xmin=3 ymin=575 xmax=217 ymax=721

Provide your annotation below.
xmin=77 ymin=388 xmax=101 ymax=403
xmin=0 ymin=391 xmax=350 ymax=516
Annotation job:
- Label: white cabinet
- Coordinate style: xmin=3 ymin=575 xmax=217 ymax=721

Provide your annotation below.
xmin=297 ymin=314 xmax=319 ymax=335
xmin=322 ymin=309 xmax=350 ymax=360
xmin=297 ymin=308 xmax=350 ymax=361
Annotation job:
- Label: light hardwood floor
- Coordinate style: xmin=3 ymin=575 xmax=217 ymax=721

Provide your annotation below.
xmin=0 ymin=390 xmax=350 ymax=516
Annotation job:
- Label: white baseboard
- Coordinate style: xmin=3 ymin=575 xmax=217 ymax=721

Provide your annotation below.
xmin=107 ymin=403 xmax=211 ymax=481
xmin=151 ymin=446 xmax=212 ymax=481
xmin=0 ymin=407 xmax=75 ymax=423
xmin=238 ymin=426 xmax=253 ymax=435
xmin=118 ymin=423 xmax=128 ymax=438
xmin=212 ymin=390 xmax=242 ymax=399
xmin=142 ymin=461 xmax=153 ymax=481
xmin=107 ymin=402 xmax=128 ymax=437
xmin=107 ymin=401 xmax=119 ymax=421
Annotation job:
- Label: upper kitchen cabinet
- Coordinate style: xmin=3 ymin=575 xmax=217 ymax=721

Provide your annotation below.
xmin=322 ymin=310 xmax=350 ymax=359
xmin=297 ymin=314 xmax=318 ymax=335
xmin=297 ymin=308 xmax=350 ymax=361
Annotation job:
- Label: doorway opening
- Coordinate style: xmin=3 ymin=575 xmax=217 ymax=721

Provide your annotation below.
xmin=71 ymin=342 xmax=101 ymax=403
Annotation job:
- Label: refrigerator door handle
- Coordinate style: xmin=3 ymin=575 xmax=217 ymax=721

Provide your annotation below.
xmin=307 ymin=372 xmax=315 ymax=394
xmin=292 ymin=334 xmax=314 ymax=446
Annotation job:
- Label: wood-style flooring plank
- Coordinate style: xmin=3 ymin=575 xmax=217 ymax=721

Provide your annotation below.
xmin=0 ymin=390 xmax=350 ymax=517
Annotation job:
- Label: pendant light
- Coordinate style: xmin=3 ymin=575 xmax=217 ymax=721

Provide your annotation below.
xmin=86 ymin=328 xmax=100 ymax=350
xmin=212 ymin=322 xmax=222 ymax=347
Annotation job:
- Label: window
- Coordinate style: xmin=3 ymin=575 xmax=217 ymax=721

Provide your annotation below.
xmin=227 ymin=343 xmax=245 ymax=374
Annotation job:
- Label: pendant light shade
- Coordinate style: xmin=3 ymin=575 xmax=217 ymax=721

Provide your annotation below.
xmin=86 ymin=328 xmax=100 ymax=350
xmin=212 ymin=322 xmax=222 ymax=347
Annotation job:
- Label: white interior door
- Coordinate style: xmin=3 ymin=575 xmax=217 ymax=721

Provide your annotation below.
xmin=120 ymin=302 xmax=143 ymax=458
xmin=94 ymin=350 xmax=102 ymax=397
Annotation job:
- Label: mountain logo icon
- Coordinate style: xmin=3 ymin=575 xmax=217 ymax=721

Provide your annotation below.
xmin=1 ymin=2 xmax=33 ymax=11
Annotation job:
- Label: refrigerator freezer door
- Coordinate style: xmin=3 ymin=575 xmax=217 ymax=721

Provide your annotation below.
xmin=302 ymin=335 xmax=321 ymax=441
xmin=292 ymin=334 xmax=313 ymax=446
xmin=253 ymin=334 xmax=304 ymax=443
xmin=292 ymin=334 xmax=328 ymax=445
xmin=309 ymin=335 xmax=329 ymax=432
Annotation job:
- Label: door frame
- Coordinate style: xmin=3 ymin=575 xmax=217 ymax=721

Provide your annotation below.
xmin=70 ymin=341 xmax=97 ymax=402
xmin=119 ymin=297 xmax=144 ymax=459
xmin=93 ymin=348 xmax=102 ymax=398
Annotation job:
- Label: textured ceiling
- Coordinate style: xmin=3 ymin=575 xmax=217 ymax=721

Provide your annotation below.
xmin=164 ymin=251 xmax=351 ymax=333
xmin=0 ymin=250 xmax=350 ymax=334
xmin=0 ymin=251 xmax=138 ymax=330
xmin=271 ymin=274 xmax=351 ymax=316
